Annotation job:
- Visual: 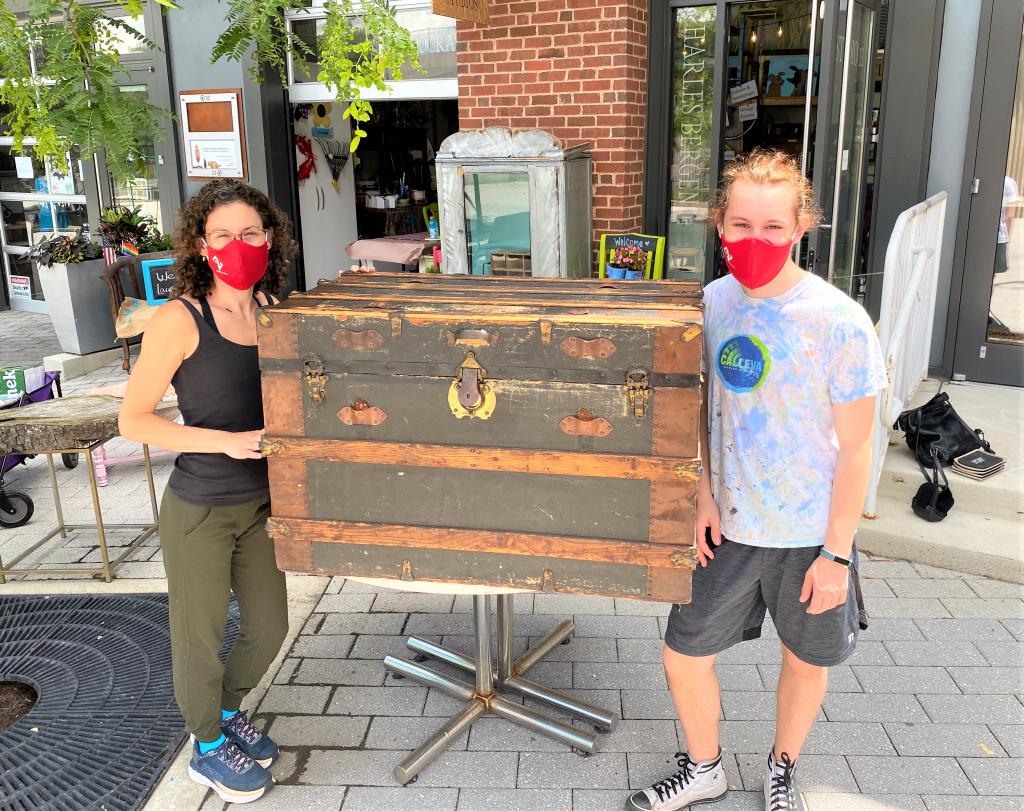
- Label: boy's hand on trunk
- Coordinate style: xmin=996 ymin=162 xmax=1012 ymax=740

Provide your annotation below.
xmin=695 ymin=484 xmax=722 ymax=567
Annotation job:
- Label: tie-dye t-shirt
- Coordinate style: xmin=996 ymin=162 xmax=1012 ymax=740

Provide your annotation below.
xmin=702 ymin=273 xmax=887 ymax=547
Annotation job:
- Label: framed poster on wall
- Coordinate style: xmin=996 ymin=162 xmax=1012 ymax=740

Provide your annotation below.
xmin=179 ymin=89 xmax=248 ymax=181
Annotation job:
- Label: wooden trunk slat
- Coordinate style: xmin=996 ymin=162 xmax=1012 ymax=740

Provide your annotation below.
xmin=266 ymin=517 xmax=699 ymax=569
xmin=653 ymin=387 xmax=701 ymax=458
xmin=261 ymin=371 xmax=304 ymax=437
xmin=319 ymin=273 xmax=701 ymax=293
xmin=283 ymin=291 xmax=702 ymax=315
xmin=654 ymin=324 xmax=703 ymax=375
xmin=646 ymin=565 xmax=693 ymax=603
xmin=276 ymin=301 xmax=701 ymax=328
xmin=256 ymin=311 xmax=298 ymax=359
xmin=307 ymin=540 xmax=691 ymax=602
xmin=267 ymin=457 xmax=309 ymax=518
xmin=649 ymin=479 xmax=697 ymax=546
xmin=275 ymin=537 xmax=313 ymax=571
xmin=263 ymin=436 xmax=700 ymax=481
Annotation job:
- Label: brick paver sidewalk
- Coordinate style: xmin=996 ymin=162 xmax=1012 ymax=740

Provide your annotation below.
xmin=189 ymin=564 xmax=1023 ymax=811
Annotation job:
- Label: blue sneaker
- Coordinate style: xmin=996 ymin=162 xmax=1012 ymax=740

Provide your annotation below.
xmin=222 ymin=709 xmax=279 ymax=768
xmin=187 ymin=736 xmax=272 ymax=804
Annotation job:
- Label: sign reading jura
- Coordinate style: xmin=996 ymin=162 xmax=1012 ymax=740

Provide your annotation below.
xmin=432 ymin=0 xmax=489 ymax=25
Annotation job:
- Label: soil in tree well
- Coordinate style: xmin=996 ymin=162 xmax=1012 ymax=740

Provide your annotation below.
xmin=0 ymin=681 xmax=37 ymax=733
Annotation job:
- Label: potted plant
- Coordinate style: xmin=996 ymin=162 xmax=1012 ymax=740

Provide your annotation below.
xmin=611 ymin=245 xmax=649 ymax=280
xmin=29 ymin=233 xmax=117 ymax=355
xmin=98 ymin=205 xmax=162 ymax=257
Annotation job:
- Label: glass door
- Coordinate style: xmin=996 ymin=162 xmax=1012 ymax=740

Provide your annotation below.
xmin=952 ymin=1 xmax=1024 ymax=386
xmin=815 ymin=0 xmax=877 ymax=294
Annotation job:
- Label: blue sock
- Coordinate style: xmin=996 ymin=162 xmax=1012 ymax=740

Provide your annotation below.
xmin=197 ymin=734 xmax=226 ymax=754
xmin=221 ymin=709 xmax=237 ymax=721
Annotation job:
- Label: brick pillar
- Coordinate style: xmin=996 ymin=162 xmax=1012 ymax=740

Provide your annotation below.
xmin=456 ymin=0 xmax=648 ymax=273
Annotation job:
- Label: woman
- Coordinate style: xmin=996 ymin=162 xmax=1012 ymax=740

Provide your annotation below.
xmin=120 ymin=180 xmax=298 ymax=804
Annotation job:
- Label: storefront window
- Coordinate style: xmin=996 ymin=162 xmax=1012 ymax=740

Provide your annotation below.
xmin=290 ymin=9 xmax=456 ymax=84
xmin=987 ymin=29 xmax=1024 ymax=346
xmin=666 ymin=5 xmax=716 ymax=283
xmin=463 ymin=173 xmax=531 ymax=276
xmin=106 ymin=87 xmax=163 ymax=233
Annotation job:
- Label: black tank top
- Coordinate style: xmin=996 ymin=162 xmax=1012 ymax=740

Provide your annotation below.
xmin=167 ymin=297 xmax=270 ymax=506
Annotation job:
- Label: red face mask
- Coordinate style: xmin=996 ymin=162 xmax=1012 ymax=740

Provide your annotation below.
xmin=719 ymin=230 xmax=796 ymax=290
xmin=204 ymin=239 xmax=269 ymax=291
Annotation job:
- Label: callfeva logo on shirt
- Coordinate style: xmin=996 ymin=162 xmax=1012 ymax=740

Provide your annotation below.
xmin=717 ymin=334 xmax=771 ymax=392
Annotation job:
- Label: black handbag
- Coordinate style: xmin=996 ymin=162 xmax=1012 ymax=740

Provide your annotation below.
xmin=896 ymin=392 xmax=992 ymax=522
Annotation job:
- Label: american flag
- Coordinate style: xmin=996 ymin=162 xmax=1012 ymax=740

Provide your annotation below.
xmin=101 ymin=233 xmax=118 ymax=267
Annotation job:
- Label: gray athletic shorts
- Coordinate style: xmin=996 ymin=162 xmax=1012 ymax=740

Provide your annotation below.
xmin=664 ymin=536 xmax=865 ymax=667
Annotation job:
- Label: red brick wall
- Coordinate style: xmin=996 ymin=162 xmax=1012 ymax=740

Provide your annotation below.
xmin=456 ymin=0 xmax=648 ymax=273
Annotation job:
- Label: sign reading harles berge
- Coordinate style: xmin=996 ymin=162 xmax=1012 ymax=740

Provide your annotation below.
xmin=432 ymin=0 xmax=489 ymax=25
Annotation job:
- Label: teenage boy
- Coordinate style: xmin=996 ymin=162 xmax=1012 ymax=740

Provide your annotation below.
xmin=628 ymin=149 xmax=887 ymax=811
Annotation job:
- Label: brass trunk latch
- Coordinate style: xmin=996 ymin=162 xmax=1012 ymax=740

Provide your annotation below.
xmin=303 ymin=353 xmax=328 ymax=404
xmin=626 ymin=363 xmax=651 ymax=423
xmin=449 ymin=351 xmax=496 ymax=419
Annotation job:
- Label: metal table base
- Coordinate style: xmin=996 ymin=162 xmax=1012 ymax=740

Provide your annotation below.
xmin=384 ymin=593 xmax=620 ymax=785
xmin=0 ymin=439 xmax=159 ymax=584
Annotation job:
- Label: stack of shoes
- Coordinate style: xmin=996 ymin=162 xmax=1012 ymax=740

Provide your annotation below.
xmin=952 ymin=450 xmax=1004 ymax=480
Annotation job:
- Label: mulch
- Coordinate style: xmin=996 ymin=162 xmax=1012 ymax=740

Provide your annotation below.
xmin=0 ymin=681 xmax=37 ymax=733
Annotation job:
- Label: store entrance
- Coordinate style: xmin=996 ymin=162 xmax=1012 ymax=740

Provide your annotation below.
xmin=651 ymin=0 xmax=881 ymax=293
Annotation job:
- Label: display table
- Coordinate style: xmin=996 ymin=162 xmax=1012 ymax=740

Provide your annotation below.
xmin=348 ymin=577 xmax=619 ymax=785
xmin=0 ymin=395 xmax=179 ymax=583
xmin=344 ymin=232 xmax=433 ymax=270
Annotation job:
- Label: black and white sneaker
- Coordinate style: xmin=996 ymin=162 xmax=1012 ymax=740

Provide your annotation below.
xmin=626 ymin=750 xmax=728 ymax=810
xmin=764 ymin=750 xmax=805 ymax=811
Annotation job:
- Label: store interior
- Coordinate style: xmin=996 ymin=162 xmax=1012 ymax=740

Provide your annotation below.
xmin=292 ymin=98 xmax=458 ymax=283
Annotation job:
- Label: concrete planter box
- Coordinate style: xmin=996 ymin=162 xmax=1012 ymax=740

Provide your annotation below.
xmin=37 ymin=258 xmax=117 ymax=356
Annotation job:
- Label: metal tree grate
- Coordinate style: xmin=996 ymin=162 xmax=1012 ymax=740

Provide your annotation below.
xmin=0 ymin=594 xmax=240 ymax=811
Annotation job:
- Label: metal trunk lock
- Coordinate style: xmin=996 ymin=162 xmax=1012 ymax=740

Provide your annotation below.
xmin=448 ymin=351 xmax=496 ymax=420
xmin=625 ymin=363 xmax=651 ymax=424
xmin=303 ymin=353 xmax=328 ymax=404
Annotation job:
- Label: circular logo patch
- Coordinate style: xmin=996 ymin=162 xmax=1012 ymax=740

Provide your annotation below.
xmin=716 ymin=334 xmax=771 ymax=392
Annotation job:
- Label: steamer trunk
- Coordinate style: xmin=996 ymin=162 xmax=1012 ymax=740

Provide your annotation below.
xmin=257 ymin=275 xmax=703 ymax=602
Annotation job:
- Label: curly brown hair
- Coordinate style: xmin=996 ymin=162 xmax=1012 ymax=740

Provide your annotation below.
xmin=171 ymin=179 xmax=298 ymax=298
xmin=709 ymin=148 xmax=823 ymax=231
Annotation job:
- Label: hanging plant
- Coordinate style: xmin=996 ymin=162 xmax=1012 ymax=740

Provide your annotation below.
xmin=0 ymin=0 xmax=177 ymax=181
xmin=212 ymin=0 xmax=422 ymax=150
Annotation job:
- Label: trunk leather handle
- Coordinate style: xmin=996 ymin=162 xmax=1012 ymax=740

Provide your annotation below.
xmin=559 ymin=409 xmax=614 ymax=437
xmin=338 ymin=399 xmax=387 ymax=425
xmin=332 ymin=328 xmax=385 ymax=350
xmin=559 ymin=336 xmax=616 ymax=359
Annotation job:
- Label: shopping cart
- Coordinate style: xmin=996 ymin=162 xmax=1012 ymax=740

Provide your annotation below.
xmin=0 ymin=371 xmax=77 ymax=528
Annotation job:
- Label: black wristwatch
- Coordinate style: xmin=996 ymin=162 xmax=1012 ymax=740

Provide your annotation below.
xmin=818 ymin=548 xmax=852 ymax=567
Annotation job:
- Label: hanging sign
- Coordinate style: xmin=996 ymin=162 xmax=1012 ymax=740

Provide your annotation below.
xmin=179 ymin=89 xmax=248 ymax=181
xmin=432 ymin=0 xmax=489 ymax=25
xmin=729 ymin=80 xmax=758 ymax=104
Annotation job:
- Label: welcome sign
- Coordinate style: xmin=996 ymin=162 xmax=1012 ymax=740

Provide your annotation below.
xmin=142 ymin=258 xmax=178 ymax=305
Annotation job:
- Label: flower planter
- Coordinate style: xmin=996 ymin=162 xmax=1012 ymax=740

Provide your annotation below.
xmin=605 ymin=264 xmax=627 ymax=279
xmin=37 ymin=258 xmax=118 ymax=355
xmin=624 ymin=269 xmax=644 ymax=280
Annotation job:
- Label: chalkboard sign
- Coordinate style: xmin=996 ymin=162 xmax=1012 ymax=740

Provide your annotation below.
xmin=142 ymin=258 xmax=178 ymax=305
xmin=598 ymin=233 xmax=666 ymax=280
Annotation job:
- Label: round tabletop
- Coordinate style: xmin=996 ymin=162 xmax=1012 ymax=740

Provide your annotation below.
xmin=0 ymin=395 xmax=180 ymax=455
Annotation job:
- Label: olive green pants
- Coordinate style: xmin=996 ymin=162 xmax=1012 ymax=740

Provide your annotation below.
xmin=160 ymin=488 xmax=288 ymax=742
